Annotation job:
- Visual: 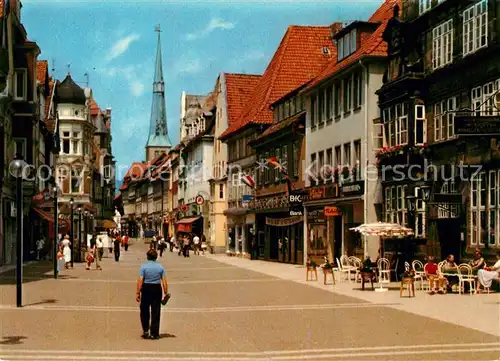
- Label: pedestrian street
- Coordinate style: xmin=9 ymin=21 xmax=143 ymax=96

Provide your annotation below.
xmin=0 ymin=241 xmax=498 ymax=361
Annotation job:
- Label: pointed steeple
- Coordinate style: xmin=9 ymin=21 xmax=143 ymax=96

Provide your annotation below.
xmin=145 ymin=24 xmax=172 ymax=160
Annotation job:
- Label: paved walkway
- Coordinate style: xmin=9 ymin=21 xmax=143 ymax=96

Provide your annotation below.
xmin=0 ymin=244 xmax=498 ymax=360
xmin=206 ymin=254 xmax=500 ymax=337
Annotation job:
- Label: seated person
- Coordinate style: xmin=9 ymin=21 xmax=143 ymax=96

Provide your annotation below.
xmin=443 ymin=254 xmax=458 ymax=291
xmin=469 ymin=248 xmax=485 ymax=271
xmin=424 ymin=256 xmax=445 ymax=295
xmin=476 ymin=251 xmax=500 ymax=293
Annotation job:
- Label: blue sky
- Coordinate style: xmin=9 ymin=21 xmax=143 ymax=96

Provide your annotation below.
xmin=22 ymin=0 xmax=381 ymax=178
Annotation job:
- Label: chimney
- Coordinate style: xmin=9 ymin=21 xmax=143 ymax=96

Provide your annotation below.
xmin=329 ymin=22 xmax=343 ymax=40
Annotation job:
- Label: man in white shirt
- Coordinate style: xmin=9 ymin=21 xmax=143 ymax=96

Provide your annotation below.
xmin=169 ymin=235 xmax=176 ymax=252
xmin=193 ymin=234 xmax=200 ymax=256
xmin=36 ymin=237 xmax=45 ymax=260
xmin=96 ymin=236 xmax=104 ymax=261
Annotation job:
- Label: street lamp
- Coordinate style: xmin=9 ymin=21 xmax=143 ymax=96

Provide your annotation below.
xmin=69 ymin=198 xmax=74 ymax=268
xmin=405 ymin=194 xmax=417 ymax=213
xmin=420 ymin=184 xmax=432 ymax=203
xmin=84 ymin=210 xmax=89 ymax=248
xmin=52 ymin=182 xmax=58 ymax=278
xmin=10 ymin=155 xmax=26 ymax=307
xmin=77 ymin=207 xmax=82 ymax=259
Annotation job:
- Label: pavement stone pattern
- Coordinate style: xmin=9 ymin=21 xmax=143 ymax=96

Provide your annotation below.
xmin=0 ymin=242 xmax=498 ymax=360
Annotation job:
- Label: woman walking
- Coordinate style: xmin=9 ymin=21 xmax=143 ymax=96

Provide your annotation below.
xmin=136 ymin=249 xmax=168 ymax=340
xmin=61 ymin=235 xmax=72 ymax=269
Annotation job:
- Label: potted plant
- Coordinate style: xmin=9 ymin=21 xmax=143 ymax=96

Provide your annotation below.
xmin=306 ymin=259 xmax=317 ymax=269
xmin=402 ymin=268 xmax=415 ymax=279
xmin=321 ymin=256 xmax=334 ymax=273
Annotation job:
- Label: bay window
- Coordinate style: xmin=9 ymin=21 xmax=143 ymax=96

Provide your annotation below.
xmin=385 ymin=185 xmax=407 ymax=225
xmin=383 ymin=102 xmax=408 ymax=147
xmin=434 ymin=96 xmax=457 ymax=141
xmin=437 ymin=181 xmax=459 ymax=218
xmin=414 ymin=105 xmax=426 ymax=145
xmin=471 ymin=170 xmax=500 ymax=246
xmin=471 ymin=79 xmax=500 ymax=115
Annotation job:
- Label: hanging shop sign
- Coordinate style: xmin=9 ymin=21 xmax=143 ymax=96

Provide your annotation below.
xmin=454 ymin=116 xmax=500 ymax=136
xmin=340 ymin=181 xmax=364 ymax=197
xmin=181 ymin=204 xmax=188 ymax=212
xmin=324 ymin=206 xmax=342 ymax=217
xmin=195 ymin=195 xmax=204 ymax=205
xmin=288 ymin=190 xmax=306 ymax=216
xmin=265 ymin=216 xmax=303 ymax=227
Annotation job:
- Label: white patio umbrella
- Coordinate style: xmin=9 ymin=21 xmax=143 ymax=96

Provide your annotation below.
xmin=350 ymin=222 xmax=414 ymax=237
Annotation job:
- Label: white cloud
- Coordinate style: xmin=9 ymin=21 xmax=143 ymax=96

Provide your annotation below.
xmin=186 ymin=17 xmax=235 ymax=41
xmin=106 ymin=34 xmax=139 ymax=61
xmin=174 ymin=58 xmax=203 ymax=75
xmin=100 ymin=65 xmax=146 ymax=96
xmin=130 ymin=81 xmax=145 ymax=96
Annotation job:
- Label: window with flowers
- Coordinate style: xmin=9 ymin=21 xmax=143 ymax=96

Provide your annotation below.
xmin=383 ymin=102 xmax=408 ymax=147
xmin=470 ymin=170 xmax=500 ymax=247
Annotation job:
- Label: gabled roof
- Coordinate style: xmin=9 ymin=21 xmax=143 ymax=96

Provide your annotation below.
xmin=252 ymin=111 xmax=305 ymax=144
xmin=219 ymin=25 xmax=335 ymax=139
xmin=36 ymin=60 xmax=48 ymax=86
xmin=90 ymin=98 xmax=102 ymax=116
xmin=224 ymin=73 xmax=261 ymax=126
xmin=305 ymin=0 xmax=400 ymax=90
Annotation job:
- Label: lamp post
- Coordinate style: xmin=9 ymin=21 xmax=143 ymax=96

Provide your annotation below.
xmin=84 ymin=210 xmax=89 ymax=248
xmin=77 ymin=207 xmax=82 ymax=260
xmin=52 ymin=182 xmax=58 ymax=278
xmin=10 ymin=155 xmax=26 ymax=307
xmin=69 ymin=198 xmax=74 ymax=268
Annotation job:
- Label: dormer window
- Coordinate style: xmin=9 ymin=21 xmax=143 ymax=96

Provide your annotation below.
xmin=337 ymin=29 xmax=357 ymax=61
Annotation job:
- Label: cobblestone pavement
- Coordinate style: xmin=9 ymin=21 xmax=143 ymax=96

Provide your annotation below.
xmin=0 ymin=242 xmax=498 ymax=360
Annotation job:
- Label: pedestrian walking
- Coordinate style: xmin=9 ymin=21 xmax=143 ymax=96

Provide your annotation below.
xmin=61 ymin=235 xmax=72 ymax=269
xmin=151 ymin=235 xmax=158 ymax=250
xmin=136 ymin=249 xmax=168 ymax=340
xmin=36 ymin=236 xmax=45 ymax=260
xmin=170 ymin=234 xmax=176 ymax=252
xmin=183 ymin=235 xmax=190 ymax=258
xmin=96 ymin=236 xmax=104 ymax=261
xmin=123 ymin=233 xmax=129 ymax=251
xmin=108 ymin=229 xmax=114 ymax=255
xmin=193 ymin=234 xmax=200 ymax=255
xmin=201 ymin=234 xmax=207 ymax=255
xmin=114 ymin=235 xmax=121 ymax=262
xmin=158 ymin=237 xmax=166 ymax=257
xmin=86 ymin=235 xmax=102 ymax=270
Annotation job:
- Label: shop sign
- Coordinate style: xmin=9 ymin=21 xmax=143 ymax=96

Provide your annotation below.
xmin=432 ymin=193 xmax=462 ymax=204
xmin=288 ymin=190 xmax=306 ymax=216
xmin=242 ymin=195 xmax=253 ymax=208
xmin=307 ymin=208 xmax=325 ymax=223
xmin=340 ymin=181 xmax=364 ymax=196
xmin=305 ymin=184 xmax=339 ymax=201
xmin=265 ymin=216 xmax=302 ymax=227
xmin=454 ymin=116 xmax=500 ymax=136
xmin=324 ymin=206 xmax=342 ymax=217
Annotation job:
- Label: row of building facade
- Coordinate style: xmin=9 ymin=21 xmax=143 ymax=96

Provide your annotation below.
xmin=0 ymin=0 xmax=116 ymax=266
xmin=119 ymin=0 xmax=500 ymax=264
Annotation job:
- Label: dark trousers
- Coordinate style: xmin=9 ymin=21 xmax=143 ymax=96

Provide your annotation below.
xmin=140 ymin=283 xmax=162 ymax=336
xmin=124 ymin=244 xmax=129 ymax=251
xmin=183 ymin=245 xmax=189 ymax=257
xmin=114 ymin=250 xmax=120 ymax=261
xmin=169 ymin=243 xmax=174 ymax=252
xmin=159 ymin=247 xmax=164 ymax=257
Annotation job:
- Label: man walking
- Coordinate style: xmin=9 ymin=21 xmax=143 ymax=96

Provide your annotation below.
xmin=170 ymin=234 xmax=176 ymax=252
xmin=36 ymin=236 xmax=45 ymax=260
xmin=136 ymin=249 xmax=168 ymax=340
xmin=96 ymin=236 xmax=104 ymax=261
xmin=183 ymin=235 xmax=190 ymax=258
xmin=193 ymin=234 xmax=200 ymax=255
xmin=123 ymin=233 xmax=129 ymax=251
xmin=114 ymin=235 xmax=121 ymax=262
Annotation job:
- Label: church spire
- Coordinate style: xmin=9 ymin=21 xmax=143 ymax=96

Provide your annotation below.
xmin=145 ymin=24 xmax=172 ymax=160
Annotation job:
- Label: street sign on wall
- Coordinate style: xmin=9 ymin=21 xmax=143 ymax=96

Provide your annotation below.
xmin=454 ymin=116 xmax=500 ymax=136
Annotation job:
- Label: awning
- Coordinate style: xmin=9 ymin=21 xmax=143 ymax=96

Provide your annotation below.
xmin=32 ymin=207 xmax=53 ymax=223
xmin=176 ymin=216 xmax=200 ymax=224
xmin=96 ymin=220 xmax=117 ymax=229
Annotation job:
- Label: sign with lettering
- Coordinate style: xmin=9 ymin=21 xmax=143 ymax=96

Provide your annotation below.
xmin=305 ymin=184 xmax=339 ymax=201
xmin=454 ymin=116 xmax=500 ymax=136
xmin=324 ymin=206 xmax=342 ymax=217
xmin=340 ymin=181 xmax=364 ymax=196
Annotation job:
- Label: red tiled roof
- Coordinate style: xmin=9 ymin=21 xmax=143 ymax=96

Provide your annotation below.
xmin=306 ymin=0 xmax=400 ymax=90
xmin=220 ymin=25 xmax=335 ymax=139
xmin=124 ymin=162 xmax=148 ymax=180
xmin=224 ymin=73 xmax=261 ymax=126
xmin=36 ymin=60 xmax=48 ymax=86
xmin=90 ymin=98 xmax=102 ymax=116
